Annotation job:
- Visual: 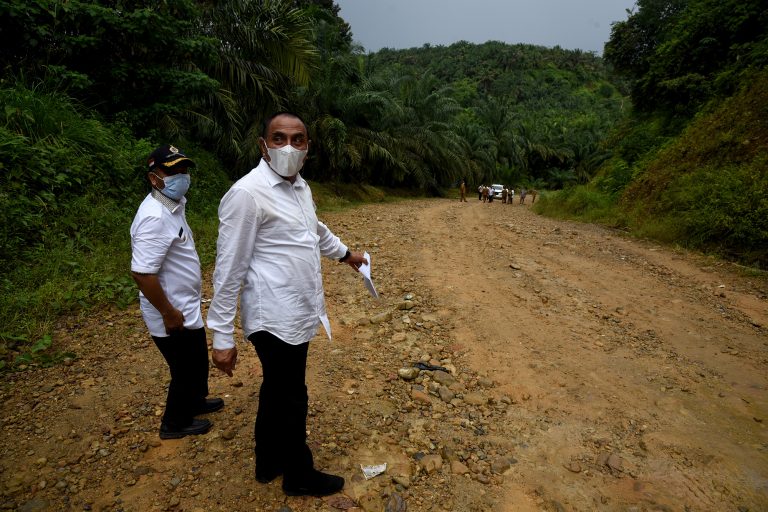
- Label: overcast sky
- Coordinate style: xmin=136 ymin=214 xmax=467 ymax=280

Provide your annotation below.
xmin=335 ymin=0 xmax=637 ymax=55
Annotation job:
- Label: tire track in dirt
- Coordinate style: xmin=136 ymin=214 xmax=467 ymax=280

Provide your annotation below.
xmin=414 ymin=199 xmax=768 ymax=511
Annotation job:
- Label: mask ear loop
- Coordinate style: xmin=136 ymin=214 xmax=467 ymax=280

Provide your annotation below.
xmin=149 ymin=171 xmax=165 ymax=190
xmin=258 ymin=137 xmax=271 ymax=162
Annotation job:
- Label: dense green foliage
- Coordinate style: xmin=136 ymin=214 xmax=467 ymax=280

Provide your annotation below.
xmin=1 ymin=0 xmax=320 ymax=169
xmin=1 ymin=85 xmax=145 ymax=261
xmin=295 ymin=40 xmax=626 ymax=191
xmin=0 ymin=84 xmax=231 ymax=368
xmin=544 ymin=0 xmax=768 ymax=267
xmin=622 ymin=72 xmax=768 ymax=263
xmin=605 ymin=0 xmax=767 ymax=115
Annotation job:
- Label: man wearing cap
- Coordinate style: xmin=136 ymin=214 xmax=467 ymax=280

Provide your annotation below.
xmin=207 ymin=112 xmax=367 ymax=497
xmin=130 ymin=144 xmax=223 ymax=439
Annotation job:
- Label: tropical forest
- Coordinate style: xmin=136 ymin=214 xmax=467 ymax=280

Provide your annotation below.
xmin=1 ymin=0 xmax=766 ymax=366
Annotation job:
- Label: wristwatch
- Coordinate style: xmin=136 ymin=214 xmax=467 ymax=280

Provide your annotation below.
xmin=339 ymin=250 xmax=351 ymax=263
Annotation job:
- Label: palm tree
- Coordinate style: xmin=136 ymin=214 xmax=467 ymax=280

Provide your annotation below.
xmin=455 ymin=121 xmax=495 ymax=184
xmin=387 ymin=73 xmax=472 ymax=188
xmin=299 ymin=62 xmax=484 ymax=191
xmin=195 ymin=0 xmax=319 ymax=168
xmin=296 ymin=52 xmax=403 ymax=183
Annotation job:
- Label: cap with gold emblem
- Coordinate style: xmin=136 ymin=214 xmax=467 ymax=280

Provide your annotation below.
xmin=147 ymin=145 xmax=196 ymax=172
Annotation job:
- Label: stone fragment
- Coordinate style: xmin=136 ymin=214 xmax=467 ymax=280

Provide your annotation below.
xmin=391 ymin=332 xmax=408 ymax=343
xmin=419 ymin=454 xmax=443 ymax=473
xmin=327 ymin=495 xmax=358 ymax=510
xmin=398 ymin=368 xmax=420 ymax=381
xmin=371 ymin=311 xmax=393 ymax=324
xmin=132 ymin=466 xmax=152 ymax=477
xmin=392 ymin=475 xmax=411 ymax=488
xmin=491 ymin=458 xmax=512 ymax=474
xmin=463 ymin=392 xmax=487 ymax=406
xmin=432 ymin=370 xmax=455 ymax=386
xmin=564 ymin=461 xmax=582 ymax=473
xmin=411 ymin=389 xmax=432 ymax=404
xmin=450 ymin=460 xmax=470 ymax=475
xmin=606 ymin=453 xmax=623 ymax=472
xmin=18 ymin=499 xmax=49 ymax=512
xmin=438 ymin=386 xmax=455 ymax=403
xmin=384 ymin=492 xmax=407 ymax=512
xmin=358 ymin=492 xmax=382 ymax=512
xmin=477 ymin=377 xmax=494 ymax=388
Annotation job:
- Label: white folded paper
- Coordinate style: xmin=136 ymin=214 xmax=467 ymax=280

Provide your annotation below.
xmin=361 ymin=463 xmax=387 ymax=480
xmin=359 ymin=251 xmax=379 ymax=299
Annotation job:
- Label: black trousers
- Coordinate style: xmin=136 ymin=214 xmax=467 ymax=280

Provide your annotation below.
xmin=249 ymin=331 xmax=313 ymax=478
xmin=152 ymin=327 xmax=209 ymax=428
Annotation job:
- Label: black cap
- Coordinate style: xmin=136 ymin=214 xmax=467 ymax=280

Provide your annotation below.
xmin=147 ymin=145 xmax=196 ymax=172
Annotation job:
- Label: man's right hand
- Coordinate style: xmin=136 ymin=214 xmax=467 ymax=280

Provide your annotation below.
xmin=162 ymin=308 xmax=185 ymax=334
xmin=213 ymin=347 xmax=238 ymax=377
xmin=131 ymin=272 xmax=185 ymax=335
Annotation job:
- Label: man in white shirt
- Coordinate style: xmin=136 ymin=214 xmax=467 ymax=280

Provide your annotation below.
xmin=207 ymin=113 xmax=366 ymax=497
xmin=130 ymin=145 xmax=223 ymax=440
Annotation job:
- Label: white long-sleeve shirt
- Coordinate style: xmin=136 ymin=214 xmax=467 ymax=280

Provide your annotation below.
xmin=206 ymin=160 xmax=348 ymax=350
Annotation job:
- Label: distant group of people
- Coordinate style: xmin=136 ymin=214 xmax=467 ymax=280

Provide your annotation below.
xmin=472 ymin=184 xmax=537 ymax=204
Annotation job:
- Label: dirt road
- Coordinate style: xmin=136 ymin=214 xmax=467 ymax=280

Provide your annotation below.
xmin=1 ymin=198 xmax=766 ymax=512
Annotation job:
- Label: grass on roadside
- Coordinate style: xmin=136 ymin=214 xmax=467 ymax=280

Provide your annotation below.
xmin=533 ymin=187 xmax=629 ymax=229
xmin=310 ymin=181 xmax=425 ymax=212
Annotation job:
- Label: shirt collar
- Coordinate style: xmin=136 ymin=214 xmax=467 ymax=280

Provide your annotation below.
xmin=259 ymin=159 xmax=306 ymax=189
xmin=151 ymin=188 xmax=184 ymax=213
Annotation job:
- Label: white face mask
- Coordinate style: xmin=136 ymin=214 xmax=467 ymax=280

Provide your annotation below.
xmin=266 ymin=145 xmax=307 ymax=178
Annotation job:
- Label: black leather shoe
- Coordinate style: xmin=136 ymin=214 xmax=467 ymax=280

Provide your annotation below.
xmin=196 ymin=398 xmax=224 ymax=414
xmin=159 ymin=418 xmax=212 ymax=440
xmin=255 ymin=465 xmax=283 ymax=484
xmin=282 ymin=470 xmax=345 ymax=497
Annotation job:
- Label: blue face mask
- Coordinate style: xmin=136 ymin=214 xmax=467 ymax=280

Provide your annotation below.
xmin=158 ymin=173 xmax=191 ymax=200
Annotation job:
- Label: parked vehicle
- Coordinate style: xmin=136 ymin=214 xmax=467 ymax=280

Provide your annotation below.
xmin=491 ymin=184 xmax=504 ymax=200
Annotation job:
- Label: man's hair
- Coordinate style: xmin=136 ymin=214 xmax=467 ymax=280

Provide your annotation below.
xmin=261 ymin=111 xmax=308 ymax=138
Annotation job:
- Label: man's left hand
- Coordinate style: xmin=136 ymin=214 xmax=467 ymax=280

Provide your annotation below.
xmin=343 ymin=251 xmax=368 ymax=271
